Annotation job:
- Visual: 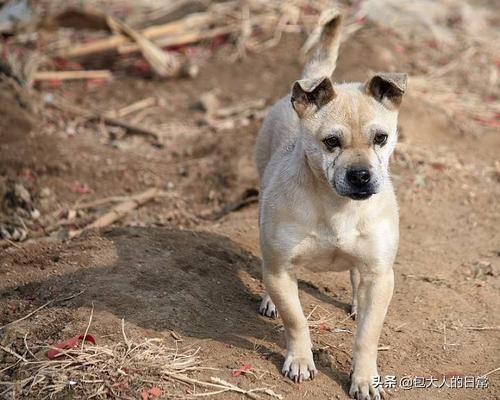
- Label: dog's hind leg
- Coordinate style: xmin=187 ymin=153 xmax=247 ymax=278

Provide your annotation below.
xmin=350 ymin=268 xmax=360 ymax=320
xmin=259 ymin=292 xmax=278 ymax=318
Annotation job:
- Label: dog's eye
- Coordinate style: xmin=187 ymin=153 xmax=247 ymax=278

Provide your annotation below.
xmin=373 ymin=133 xmax=388 ymax=146
xmin=322 ymin=136 xmax=341 ymax=149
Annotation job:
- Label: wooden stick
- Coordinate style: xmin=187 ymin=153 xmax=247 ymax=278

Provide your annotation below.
xmin=107 ymin=16 xmax=180 ymax=78
xmin=480 ymin=366 xmax=500 ymax=377
xmin=0 ymin=345 xmax=29 ymax=363
xmin=68 ymin=188 xmax=163 ymax=239
xmin=464 ymin=326 xmax=500 ymax=331
xmin=118 ymin=25 xmax=238 ymax=54
xmin=164 ymin=373 xmax=261 ymax=400
xmin=114 ymin=97 xmax=156 ymax=117
xmin=45 ymin=96 xmax=161 ymax=142
xmin=57 ymin=13 xmax=214 ymax=58
xmin=33 ymin=70 xmax=112 ymax=81
xmin=213 ymin=98 xmax=266 ymax=118
xmin=65 ymin=195 xmax=130 ymax=212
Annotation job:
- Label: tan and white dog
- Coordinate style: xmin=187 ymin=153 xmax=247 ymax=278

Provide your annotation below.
xmin=255 ymin=12 xmax=407 ymax=400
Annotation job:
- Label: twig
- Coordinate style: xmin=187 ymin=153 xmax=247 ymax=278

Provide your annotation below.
xmin=306 ymin=305 xmax=320 ymax=320
xmin=464 ymin=326 xmax=500 ymax=331
xmin=204 ymin=189 xmax=258 ymax=220
xmin=210 ymin=377 xmax=282 ymax=399
xmin=112 ymin=97 xmax=157 ymax=118
xmin=394 ymin=322 xmax=408 ymax=332
xmin=164 ymin=373 xmax=277 ymax=399
xmin=119 ymin=25 xmax=238 ymax=54
xmin=68 ymin=187 xmax=163 ymax=238
xmin=33 ymin=70 xmax=112 ymax=81
xmin=58 ymin=196 xmax=130 ymax=214
xmin=213 ymin=98 xmax=266 ymax=118
xmin=338 ymin=312 xmax=356 ymax=324
xmin=4 ymin=239 xmax=22 ymax=249
xmin=121 ymin=319 xmax=130 ymax=347
xmin=208 ymin=195 xmax=258 ymax=220
xmin=45 ymin=95 xmax=161 ymax=143
xmin=81 ymin=303 xmax=94 ymax=351
xmin=211 ymin=377 xmax=260 ymax=400
xmin=0 ymin=345 xmax=29 ymax=363
xmin=480 ymin=366 xmax=500 ymax=377
xmin=57 ymin=289 xmax=87 ymax=303
xmin=23 ymin=333 xmax=37 ymax=360
xmin=57 ymin=13 xmax=214 ymax=58
xmin=107 ymin=16 xmax=180 ymax=78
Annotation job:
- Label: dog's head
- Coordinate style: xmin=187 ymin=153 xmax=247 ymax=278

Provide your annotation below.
xmin=291 ymin=73 xmax=407 ymax=200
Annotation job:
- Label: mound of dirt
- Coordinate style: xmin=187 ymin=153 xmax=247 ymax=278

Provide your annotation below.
xmin=0 ymin=227 xmax=267 ymax=343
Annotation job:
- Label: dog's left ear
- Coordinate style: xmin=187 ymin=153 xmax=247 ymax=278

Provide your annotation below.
xmin=366 ymin=73 xmax=407 ymax=109
xmin=291 ymin=76 xmax=335 ymax=118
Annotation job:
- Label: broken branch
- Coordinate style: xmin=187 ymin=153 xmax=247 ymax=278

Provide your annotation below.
xmin=33 ymin=70 xmax=112 ymax=81
xmin=56 ymin=13 xmax=214 ymax=58
xmin=45 ymin=95 xmax=161 ymax=143
xmin=107 ymin=16 xmax=180 ymax=78
xmin=68 ymin=188 xmax=163 ymax=239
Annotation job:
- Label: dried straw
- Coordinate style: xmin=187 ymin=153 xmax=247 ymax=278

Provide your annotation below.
xmin=0 ymin=318 xmax=282 ymax=399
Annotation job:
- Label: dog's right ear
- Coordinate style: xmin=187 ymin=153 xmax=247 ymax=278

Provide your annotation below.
xmin=291 ymin=76 xmax=335 ymax=118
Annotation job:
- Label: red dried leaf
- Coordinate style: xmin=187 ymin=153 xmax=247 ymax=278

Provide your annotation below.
xmin=232 ymin=364 xmax=252 ymax=377
xmin=394 ymin=44 xmax=405 ymax=54
xmin=473 ymin=117 xmax=500 ymax=128
xmin=141 ymin=386 xmax=162 ymax=399
xmin=431 ymin=162 xmax=446 ymax=171
xmin=148 ymin=387 xmax=162 ymax=397
xmin=318 ymin=323 xmax=332 ymax=332
xmin=72 ymin=183 xmax=91 ymax=194
xmin=47 ymin=334 xmax=96 ymax=359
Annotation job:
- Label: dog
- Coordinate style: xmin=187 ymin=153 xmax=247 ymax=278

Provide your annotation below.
xmin=255 ymin=11 xmax=407 ymax=400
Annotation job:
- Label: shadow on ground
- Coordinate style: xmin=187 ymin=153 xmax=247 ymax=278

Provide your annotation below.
xmin=1 ymin=226 xmax=351 ymax=392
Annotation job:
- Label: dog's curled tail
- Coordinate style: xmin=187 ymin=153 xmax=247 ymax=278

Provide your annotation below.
xmin=301 ymin=10 xmax=343 ymax=80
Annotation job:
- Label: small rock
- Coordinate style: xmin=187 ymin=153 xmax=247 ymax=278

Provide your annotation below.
xmin=198 ymin=91 xmax=220 ymax=115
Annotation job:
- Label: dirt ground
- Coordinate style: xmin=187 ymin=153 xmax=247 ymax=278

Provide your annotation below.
xmin=0 ymin=10 xmax=499 ymax=400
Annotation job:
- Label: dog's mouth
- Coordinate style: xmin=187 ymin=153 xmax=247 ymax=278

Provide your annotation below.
xmin=347 ymin=192 xmax=373 ymax=200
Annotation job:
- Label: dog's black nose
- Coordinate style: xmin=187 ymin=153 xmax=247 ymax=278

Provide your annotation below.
xmin=347 ymin=168 xmax=371 ymax=187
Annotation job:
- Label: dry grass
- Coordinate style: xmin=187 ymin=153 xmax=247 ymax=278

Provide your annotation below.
xmin=361 ymin=0 xmax=500 ymax=131
xmin=410 ymin=41 xmax=500 ymax=132
xmin=0 ymin=320 xmax=282 ymax=399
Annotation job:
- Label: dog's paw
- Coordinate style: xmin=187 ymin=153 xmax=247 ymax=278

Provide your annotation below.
xmin=282 ymin=350 xmax=317 ymax=383
xmin=349 ymin=369 xmax=384 ymax=400
xmin=259 ymin=294 xmax=278 ymax=318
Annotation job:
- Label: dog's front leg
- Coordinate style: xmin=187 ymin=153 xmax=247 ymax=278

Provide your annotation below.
xmin=350 ymin=268 xmax=360 ymax=319
xmin=264 ymin=269 xmax=316 ymax=382
xmin=350 ymin=266 xmax=394 ymax=400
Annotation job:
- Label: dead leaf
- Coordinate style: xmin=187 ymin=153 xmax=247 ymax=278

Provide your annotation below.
xmin=232 ymin=364 xmax=252 ymax=377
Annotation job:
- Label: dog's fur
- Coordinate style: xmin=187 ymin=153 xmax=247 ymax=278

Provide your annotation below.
xmin=255 ymin=12 xmax=407 ymax=400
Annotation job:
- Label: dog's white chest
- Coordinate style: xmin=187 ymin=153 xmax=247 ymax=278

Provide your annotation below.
xmin=289 ymin=221 xmax=361 ymax=272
